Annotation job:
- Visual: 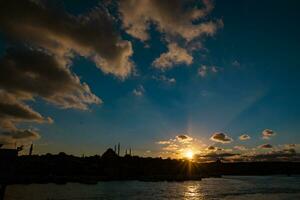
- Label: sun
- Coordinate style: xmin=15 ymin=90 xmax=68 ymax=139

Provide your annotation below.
xmin=184 ymin=149 xmax=194 ymax=160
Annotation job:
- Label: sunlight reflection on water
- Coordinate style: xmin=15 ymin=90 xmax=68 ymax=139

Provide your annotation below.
xmin=5 ymin=176 xmax=300 ymax=200
xmin=184 ymin=183 xmax=203 ymax=200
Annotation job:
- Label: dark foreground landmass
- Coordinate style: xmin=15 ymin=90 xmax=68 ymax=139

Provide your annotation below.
xmin=1 ymin=148 xmax=300 ymax=185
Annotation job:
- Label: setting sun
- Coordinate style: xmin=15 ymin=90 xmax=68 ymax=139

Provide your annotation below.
xmin=184 ymin=150 xmax=194 ymax=160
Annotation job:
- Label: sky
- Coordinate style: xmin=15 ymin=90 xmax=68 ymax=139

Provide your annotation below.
xmin=0 ymin=0 xmax=299 ymax=161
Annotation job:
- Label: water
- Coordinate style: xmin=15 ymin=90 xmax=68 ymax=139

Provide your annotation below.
xmin=5 ymin=176 xmax=300 ymax=200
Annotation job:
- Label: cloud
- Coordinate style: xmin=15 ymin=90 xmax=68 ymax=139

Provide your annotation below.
xmin=119 ymin=0 xmax=222 ymax=70
xmin=132 ymin=85 xmax=145 ymax=96
xmin=156 ymin=134 xmax=199 ymax=157
xmin=259 ymin=144 xmax=273 ymax=149
xmin=0 ymin=47 xmax=100 ymax=145
xmin=198 ymin=65 xmax=219 ymax=77
xmin=152 ymin=75 xmax=176 ymax=84
xmin=0 ymin=91 xmax=53 ymax=131
xmin=0 ymin=0 xmax=131 ymax=144
xmin=163 ymin=144 xmax=179 ymax=151
xmin=232 ymin=60 xmax=241 ymax=67
xmin=119 ymin=0 xmax=222 ymax=42
xmin=176 ymin=134 xmax=193 ymax=143
xmin=157 ymin=140 xmax=171 ymax=145
xmin=210 ymin=132 xmax=233 ymax=143
xmin=0 ymin=48 xmax=101 ymax=110
xmin=207 ymin=145 xmax=217 ymax=151
xmin=239 ymin=134 xmax=251 ymax=141
xmin=234 ymin=146 xmax=247 ymax=151
xmin=240 ymin=149 xmax=299 ymax=162
xmin=0 ymin=90 xmax=52 ymax=146
xmin=0 ymin=129 xmax=40 ymax=145
xmin=197 ymin=145 xmax=299 ymax=162
xmin=262 ymin=129 xmax=276 ymax=139
xmin=206 ymin=145 xmax=222 ymax=151
xmin=0 ymin=0 xmax=134 ymax=78
xmin=196 ymin=152 xmax=239 ymax=162
xmin=152 ymin=43 xmax=193 ymax=69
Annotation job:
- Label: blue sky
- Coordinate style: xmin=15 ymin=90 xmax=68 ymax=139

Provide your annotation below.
xmin=0 ymin=0 xmax=299 ymax=160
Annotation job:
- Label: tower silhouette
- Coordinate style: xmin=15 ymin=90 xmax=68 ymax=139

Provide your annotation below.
xmin=117 ymin=143 xmax=120 ymax=156
xmin=29 ymin=144 xmax=33 ymax=156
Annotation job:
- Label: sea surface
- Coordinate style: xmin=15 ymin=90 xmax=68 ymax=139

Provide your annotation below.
xmin=5 ymin=176 xmax=300 ymax=200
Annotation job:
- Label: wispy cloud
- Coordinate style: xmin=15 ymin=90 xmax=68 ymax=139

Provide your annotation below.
xmin=132 ymin=85 xmax=145 ymax=96
xmin=198 ymin=65 xmax=220 ymax=77
xmin=152 ymin=75 xmax=176 ymax=84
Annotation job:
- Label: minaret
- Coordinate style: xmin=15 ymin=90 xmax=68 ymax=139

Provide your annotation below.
xmin=117 ymin=143 xmax=120 ymax=156
xmin=29 ymin=143 xmax=33 ymax=156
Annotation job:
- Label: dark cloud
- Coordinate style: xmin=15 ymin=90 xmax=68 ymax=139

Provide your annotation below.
xmin=262 ymin=129 xmax=276 ymax=139
xmin=0 ymin=0 xmax=131 ymax=144
xmin=206 ymin=145 xmax=223 ymax=151
xmin=196 ymin=152 xmax=239 ymax=162
xmin=0 ymin=0 xmax=134 ymax=78
xmin=0 ymin=48 xmax=101 ymax=110
xmin=2 ymin=129 xmax=40 ymax=140
xmin=0 ymin=91 xmax=52 ymax=131
xmin=239 ymin=134 xmax=251 ymax=141
xmin=283 ymin=148 xmax=296 ymax=154
xmin=0 ymin=129 xmax=40 ymax=145
xmin=197 ymin=147 xmax=299 ymax=162
xmin=240 ymin=149 xmax=299 ymax=162
xmin=210 ymin=132 xmax=233 ymax=143
xmin=176 ymin=134 xmax=193 ymax=143
xmin=259 ymin=144 xmax=273 ymax=149
xmin=177 ymin=135 xmax=188 ymax=140
xmin=207 ymin=145 xmax=217 ymax=151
